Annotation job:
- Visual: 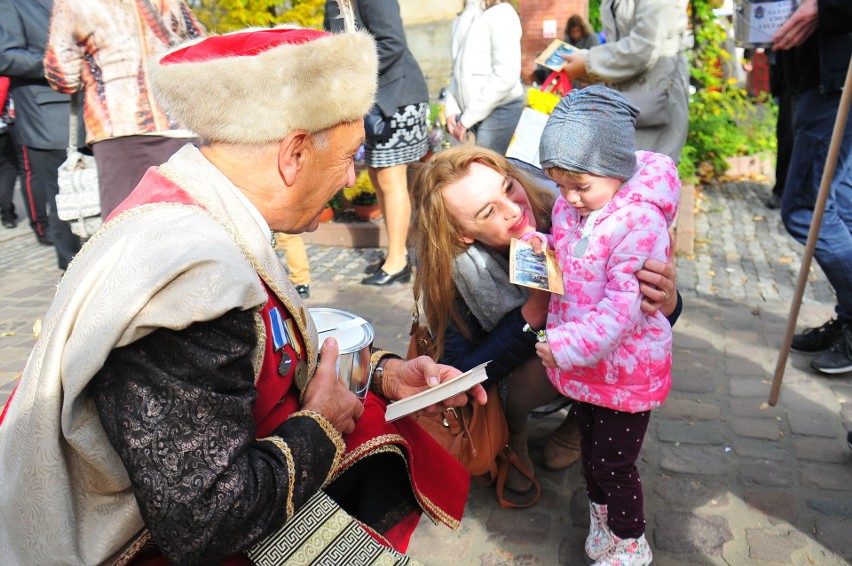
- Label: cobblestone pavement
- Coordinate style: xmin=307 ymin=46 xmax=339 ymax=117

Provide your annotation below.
xmin=0 ymin=179 xmax=850 ymax=565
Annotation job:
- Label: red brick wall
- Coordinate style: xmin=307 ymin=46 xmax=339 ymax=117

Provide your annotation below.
xmin=518 ymin=0 xmax=587 ymax=83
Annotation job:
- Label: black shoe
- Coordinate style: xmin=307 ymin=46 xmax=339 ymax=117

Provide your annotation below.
xmin=765 ymin=192 xmax=782 ymax=210
xmin=791 ymin=318 xmax=848 ymax=353
xmin=847 ymin=431 xmax=852 ymax=451
xmin=811 ymin=325 xmax=852 ymax=375
xmin=295 ymin=284 xmax=310 ymax=299
xmin=361 ymin=264 xmax=411 ymax=286
xmin=36 ymin=234 xmax=53 ymax=246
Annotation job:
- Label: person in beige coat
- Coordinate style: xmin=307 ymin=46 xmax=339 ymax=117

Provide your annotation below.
xmin=560 ymin=0 xmax=690 ymax=163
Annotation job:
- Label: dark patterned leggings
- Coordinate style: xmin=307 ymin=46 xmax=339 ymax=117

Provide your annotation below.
xmin=575 ymin=401 xmax=651 ymax=539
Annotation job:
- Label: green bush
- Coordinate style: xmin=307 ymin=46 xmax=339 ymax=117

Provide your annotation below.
xmin=681 ymin=1 xmax=777 ymax=182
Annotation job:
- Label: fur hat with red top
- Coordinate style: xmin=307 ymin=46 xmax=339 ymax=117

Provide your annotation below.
xmin=149 ymin=4 xmax=376 ymax=145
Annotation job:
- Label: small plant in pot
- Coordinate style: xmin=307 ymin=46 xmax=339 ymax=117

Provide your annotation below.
xmin=344 ymin=170 xmax=381 ymax=220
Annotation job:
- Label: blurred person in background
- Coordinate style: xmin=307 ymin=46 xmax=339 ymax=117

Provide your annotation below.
xmin=444 ymin=0 xmax=524 ymax=156
xmin=325 ymin=0 xmax=430 ymax=286
xmin=44 ymin=0 xmax=203 ymax=218
xmin=0 ymin=0 xmax=82 ymax=269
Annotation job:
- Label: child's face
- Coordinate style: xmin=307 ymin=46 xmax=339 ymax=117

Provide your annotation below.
xmin=548 ymin=170 xmax=622 ymax=217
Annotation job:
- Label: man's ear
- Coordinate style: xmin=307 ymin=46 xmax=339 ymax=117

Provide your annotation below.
xmin=278 ymin=130 xmax=311 ymax=186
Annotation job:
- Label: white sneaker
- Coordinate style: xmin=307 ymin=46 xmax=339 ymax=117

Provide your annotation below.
xmin=593 ymin=533 xmax=653 ymax=566
xmin=585 ymin=502 xmax=613 ymax=561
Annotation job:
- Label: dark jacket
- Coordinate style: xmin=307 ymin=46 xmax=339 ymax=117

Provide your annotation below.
xmin=324 ymin=0 xmax=428 ymax=117
xmin=0 ymin=0 xmax=79 ymax=150
xmin=782 ymin=0 xmax=852 ymax=95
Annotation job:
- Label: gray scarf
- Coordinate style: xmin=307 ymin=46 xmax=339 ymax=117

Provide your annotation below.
xmin=452 ymin=242 xmax=528 ymax=331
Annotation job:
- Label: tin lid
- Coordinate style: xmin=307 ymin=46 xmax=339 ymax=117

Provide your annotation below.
xmin=309 ymin=308 xmax=374 ymax=353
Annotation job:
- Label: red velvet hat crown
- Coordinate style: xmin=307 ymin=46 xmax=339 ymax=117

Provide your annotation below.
xmin=150 ymin=25 xmax=377 ymax=144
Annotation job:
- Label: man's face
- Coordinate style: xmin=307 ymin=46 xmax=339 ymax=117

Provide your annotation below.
xmin=280 ymin=121 xmax=364 ymax=233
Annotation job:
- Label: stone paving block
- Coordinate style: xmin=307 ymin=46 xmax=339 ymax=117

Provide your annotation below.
xmin=672 ymin=331 xmax=713 ymax=351
xmin=787 ymin=412 xmax=839 ymax=438
xmin=730 ymin=417 xmax=783 ymax=440
xmin=656 ymin=420 xmax=726 ymax=446
xmin=728 ymin=397 xmax=784 ymax=418
xmin=657 ymin=398 xmax=723 ymax=421
xmin=793 ymin=438 xmax=850 ymax=464
xmin=724 ymin=356 xmax=768 ymax=377
xmin=807 ymin=498 xmax=852 ymax=519
xmin=780 ymin=382 xmax=844 ymax=415
xmin=814 ymin=516 xmax=852 ymax=560
xmin=829 ymin=384 xmax=852 ymax=404
xmin=406 ymin=517 xmax=476 ymax=561
xmin=485 ymin=508 xmax=551 ymax=545
xmin=556 ymin=529 xmax=588 ymax=566
xmin=653 ymin=476 xmax=730 ymax=509
xmin=730 ymin=436 xmax=789 ymax=461
xmin=480 ymin=551 xmax=546 ymax=566
xmin=568 ymin=488 xmax=589 ymax=528
xmin=652 ymin=511 xmax=732 ymax=555
xmin=738 ymin=459 xmax=795 ymax=488
xmin=659 ymin=446 xmax=730 ymax=476
xmin=800 ymin=462 xmax=852 ymax=491
xmin=743 ymin=490 xmax=797 ymax=525
xmin=745 ymin=527 xmax=807 ymax=562
xmin=671 ymin=374 xmax=721 ymax=394
xmin=729 ymin=376 xmax=771 ymax=397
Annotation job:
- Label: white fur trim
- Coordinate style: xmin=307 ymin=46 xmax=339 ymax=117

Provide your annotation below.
xmin=150 ymin=27 xmax=378 ymax=144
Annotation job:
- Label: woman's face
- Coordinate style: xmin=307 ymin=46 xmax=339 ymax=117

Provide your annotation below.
xmin=568 ymin=26 xmax=582 ymax=42
xmin=441 ymin=162 xmax=537 ymax=251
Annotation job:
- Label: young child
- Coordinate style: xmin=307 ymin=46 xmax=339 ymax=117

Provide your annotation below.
xmin=524 ymin=85 xmax=679 ymax=566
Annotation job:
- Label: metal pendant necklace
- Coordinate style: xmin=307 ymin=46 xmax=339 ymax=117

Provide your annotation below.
xmin=573 ymin=206 xmax=607 ymax=258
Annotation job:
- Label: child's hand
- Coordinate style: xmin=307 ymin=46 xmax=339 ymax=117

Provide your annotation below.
xmin=520 ymin=231 xmax=550 ymax=255
xmin=535 ymin=341 xmax=557 ymax=368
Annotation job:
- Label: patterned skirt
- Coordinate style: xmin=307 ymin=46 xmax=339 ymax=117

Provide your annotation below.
xmin=365 ymin=102 xmax=430 ymax=169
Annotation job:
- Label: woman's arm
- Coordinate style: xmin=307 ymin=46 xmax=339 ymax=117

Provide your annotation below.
xmin=441 ymin=304 xmax=540 ymax=382
xmin=43 ymin=0 xmax=84 ymax=93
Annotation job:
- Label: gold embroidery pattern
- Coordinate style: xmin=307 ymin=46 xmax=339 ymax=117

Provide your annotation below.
xmin=252 ymin=311 xmax=266 ymax=386
xmin=289 ymin=410 xmax=345 ymax=483
xmin=112 ymin=528 xmax=152 ymax=566
xmin=258 ymin=435 xmax=296 ymax=518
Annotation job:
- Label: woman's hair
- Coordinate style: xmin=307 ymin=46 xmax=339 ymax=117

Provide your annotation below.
xmin=410 ymin=146 xmax=556 ymax=359
xmin=565 ymin=14 xmax=593 ymax=38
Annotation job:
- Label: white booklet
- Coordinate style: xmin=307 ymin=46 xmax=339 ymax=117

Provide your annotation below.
xmin=384 ymin=361 xmax=490 ymax=422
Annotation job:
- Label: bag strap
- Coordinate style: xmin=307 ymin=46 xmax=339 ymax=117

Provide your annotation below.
xmin=67 ymin=93 xmax=79 ymax=155
xmin=494 ymin=446 xmax=541 ymax=509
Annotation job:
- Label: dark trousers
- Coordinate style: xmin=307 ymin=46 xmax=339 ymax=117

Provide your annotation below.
xmin=575 ymin=401 xmax=651 ymax=539
xmin=0 ymin=128 xmax=20 ymax=220
xmin=23 ymin=146 xmax=81 ymax=270
xmin=780 ymin=88 xmax=852 ymax=321
xmin=20 ymin=145 xmax=50 ymax=238
xmin=92 ymin=135 xmax=192 ymax=218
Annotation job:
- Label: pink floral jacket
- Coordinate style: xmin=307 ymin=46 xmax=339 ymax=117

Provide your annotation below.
xmin=546 ymin=151 xmax=680 ymax=412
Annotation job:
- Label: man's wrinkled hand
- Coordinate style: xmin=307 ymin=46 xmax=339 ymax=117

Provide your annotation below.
xmin=381 ymin=356 xmax=488 ymax=412
xmin=772 ymin=0 xmax=818 ymax=50
xmin=301 ymin=338 xmax=364 ymax=434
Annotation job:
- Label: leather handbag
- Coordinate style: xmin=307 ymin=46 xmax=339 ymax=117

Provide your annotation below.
xmin=406 ymin=300 xmax=540 ymax=508
xmin=56 ymin=94 xmax=102 ymax=239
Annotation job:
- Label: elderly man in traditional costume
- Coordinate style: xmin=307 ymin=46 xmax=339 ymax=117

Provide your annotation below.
xmin=0 ymin=9 xmax=484 ymax=565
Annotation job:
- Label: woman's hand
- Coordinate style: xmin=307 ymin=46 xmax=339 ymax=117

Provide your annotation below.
xmin=446 ymin=114 xmax=468 ymax=143
xmin=637 ymin=258 xmax=678 ymax=317
xmin=379 ymin=356 xmax=488 ymax=412
xmin=561 ymin=52 xmax=588 ymax=79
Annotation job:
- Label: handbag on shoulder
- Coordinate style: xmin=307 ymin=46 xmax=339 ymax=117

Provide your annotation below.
xmin=56 ymin=94 xmax=102 ymax=239
xmin=406 ymin=299 xmax=540 ymax=508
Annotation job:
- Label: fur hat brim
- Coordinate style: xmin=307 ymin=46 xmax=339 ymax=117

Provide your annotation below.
xmin=149 ymin=26 xmax=377 ymax=144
